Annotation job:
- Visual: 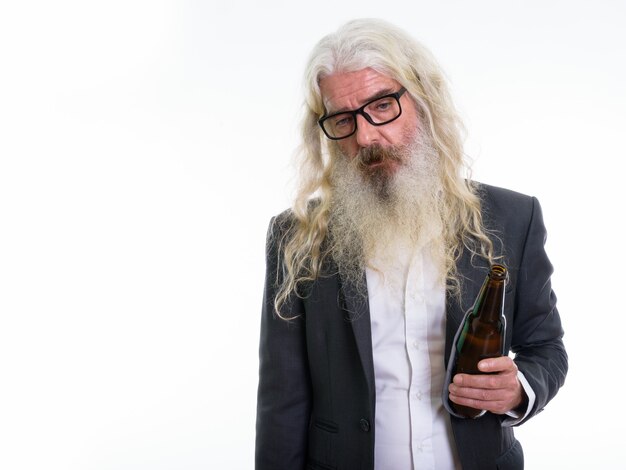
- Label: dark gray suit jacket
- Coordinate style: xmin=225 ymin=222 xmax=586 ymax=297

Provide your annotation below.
xmin=256 ymin=184 xmax=567 ymax=470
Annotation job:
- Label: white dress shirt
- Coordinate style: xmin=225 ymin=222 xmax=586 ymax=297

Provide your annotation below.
xmin=366 ymin=243 xmax=535 ymax=469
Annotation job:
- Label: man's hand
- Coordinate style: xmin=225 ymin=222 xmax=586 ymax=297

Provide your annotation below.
xmin=448 ymin=356 xmax=527 ymax=415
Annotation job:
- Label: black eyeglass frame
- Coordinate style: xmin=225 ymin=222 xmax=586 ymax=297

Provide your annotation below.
xmin=318 ymin=87 xmax=408 ymax=140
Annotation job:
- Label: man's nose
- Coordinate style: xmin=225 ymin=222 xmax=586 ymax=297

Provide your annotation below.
xmin=354 ymin=113 xmax=380 ymax=148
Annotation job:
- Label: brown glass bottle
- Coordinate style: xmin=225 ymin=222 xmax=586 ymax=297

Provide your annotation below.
xmin=451 ymin=264 xmax=507 ymax=418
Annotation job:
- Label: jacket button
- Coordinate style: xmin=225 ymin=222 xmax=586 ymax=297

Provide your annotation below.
xmin=359 ymin=419 xmax=370 ymax=432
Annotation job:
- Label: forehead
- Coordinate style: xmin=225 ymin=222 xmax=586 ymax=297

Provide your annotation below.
xmin=319 ymin=68 xmax=401 ymax=113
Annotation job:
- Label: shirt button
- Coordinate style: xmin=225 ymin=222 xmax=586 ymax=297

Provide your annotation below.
xmin=359 ymin=419 xmax=371 ymax=432
xmin=413 ymin=341 xmax=420 ymax=350
xmin=416 ymin=390 xmax=423 ymax=400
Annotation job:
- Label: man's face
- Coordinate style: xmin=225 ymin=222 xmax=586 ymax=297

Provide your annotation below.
xmin=319 ymin=68 xmax=421 ymax=171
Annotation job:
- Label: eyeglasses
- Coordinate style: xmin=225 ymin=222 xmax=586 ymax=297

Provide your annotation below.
xmin=318 ymin=87 xmax=407 ymax=140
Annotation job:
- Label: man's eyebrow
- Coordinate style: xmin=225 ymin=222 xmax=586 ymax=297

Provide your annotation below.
xmin=325 ymin=87 xmax=398 ymax=114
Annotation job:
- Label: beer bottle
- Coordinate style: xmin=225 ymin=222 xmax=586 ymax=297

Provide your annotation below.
xmin=451 ymin=264 xmax=507 ymax=418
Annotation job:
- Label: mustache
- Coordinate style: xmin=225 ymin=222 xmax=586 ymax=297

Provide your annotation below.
xmin=355 ymin=144 xmax=403 ymax=168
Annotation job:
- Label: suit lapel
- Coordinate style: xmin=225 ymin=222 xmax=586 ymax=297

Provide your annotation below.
xmin=340 ymin=272 xmax=376 ymax=400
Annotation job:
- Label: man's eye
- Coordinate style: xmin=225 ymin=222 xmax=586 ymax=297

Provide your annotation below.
xmin=333 ymin=116 xmax=353 ymax=128
xmin=374 ymin=99 xmax=393 ymax=111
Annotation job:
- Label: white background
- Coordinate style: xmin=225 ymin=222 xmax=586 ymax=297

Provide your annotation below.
xmin=1 ymin=1 xmax=624 ymax=469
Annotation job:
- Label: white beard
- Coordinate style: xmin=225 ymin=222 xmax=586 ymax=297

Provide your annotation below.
xmin=328 ymin=135 xmax=447 ymax=286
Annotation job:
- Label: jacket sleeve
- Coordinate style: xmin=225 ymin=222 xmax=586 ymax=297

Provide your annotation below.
xmin=511 ymin=197 xmax=568 ymax=424
xmin=255 ymin=216 xmax=312 ymax=469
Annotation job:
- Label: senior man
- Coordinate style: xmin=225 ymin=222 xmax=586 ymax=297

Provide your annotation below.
xmin=255 ymin=18 xmax=567 ymax=470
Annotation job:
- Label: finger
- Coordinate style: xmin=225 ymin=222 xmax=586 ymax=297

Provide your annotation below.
xmin=452 ymin=372 xmax=518 ymax=391
xmin=448 ymin=391 xmax=512 ymax=415
xmin=449 ymin=387 xmax=500 ymax=404
xmin=449 ymin=382 xmax=516 ymax=402
xmin=477 ymin=356 xmax=518 ymax=374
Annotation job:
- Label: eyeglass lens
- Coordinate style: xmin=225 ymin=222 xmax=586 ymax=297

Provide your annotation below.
xmin=322 ymin=95 xmax=401 ymax=139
